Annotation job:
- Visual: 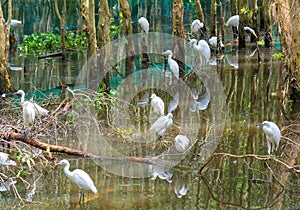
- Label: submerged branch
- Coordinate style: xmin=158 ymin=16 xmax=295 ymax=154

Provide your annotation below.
xmin=198 ymin=152 xmax=300 ymax=174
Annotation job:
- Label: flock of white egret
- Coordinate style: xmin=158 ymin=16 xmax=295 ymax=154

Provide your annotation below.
xmin=0 ymin=14 xmax=280 ymax=204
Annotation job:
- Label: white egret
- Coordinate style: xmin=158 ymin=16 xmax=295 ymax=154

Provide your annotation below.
xmin=15 ymin=90 xmax=49 ymax=117
xmin=0 ymin=152 xmax=16 ymax=166
xmin=55 ymin=159 xmax=97 ymax=203
xmin=209 ymin=36 xmax=217 ymax=48
xmin=190 ymin=39 xmax=211 ymax=65
xmin=174 ymin=135 xmax=190 ymax=152
xmin=0 ymin=179 xmax=17 ymax=192
xmin=10 ymin=19 xmax=22 ymax=27
xmin=191 ymin=19 xmax=204 ymax=34
xmin=243 ymin=26 xmax=258 ymax=38
xmin=22 ymin=101 xmax=36 ymax=126
xmin=150 ymin=94 xmax=164 ymax=116
xmin=163 ymin=50 xmax=179 ymax=79
xmin=257 ymin=121 xmax=281 ymax=154
xmin=226 ymin=15 xmax=239 ymax=28
xmin=168 ymin=92 xmax=179 ymax=113
xmin=138 ymin=17 xmax=149 ymax=33
xmin=149 ymin=113 xmax=173 ymax=136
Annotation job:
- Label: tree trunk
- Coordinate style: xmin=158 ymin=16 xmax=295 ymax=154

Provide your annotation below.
xmin=264 ymin=1 xmax=272 ymax=47
xmin=98 ymin=0 xmax=111 ymax=93
xmin=210 ymin=0 xmax=217 ymax=36
xmin=119 ymin=0 xmax=136 ymax=76
xmin=54 ymin=0 xmax=66 ymax=61
xmin=195 ymin=0 xmax=206 ymax=33
xmin=251 ymin=0 xmax=258 ymax=42
xmin=81 ymin=0 xmax=97 ymax=56
xmin=272 ymin=0 xmax=300 ymax=103
xmin=231 ymin=0 xmax=238 ymax=39
xmin=0 ymin=0 xmax=13 ymax=93
xmin=172 ymin=0 xmax=185 ymax=78
xmin=238 ymin=0 xmax=247 ymax=49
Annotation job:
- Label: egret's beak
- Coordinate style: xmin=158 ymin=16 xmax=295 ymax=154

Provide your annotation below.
xmin=256 ymin=123 xmax=263 ymax=127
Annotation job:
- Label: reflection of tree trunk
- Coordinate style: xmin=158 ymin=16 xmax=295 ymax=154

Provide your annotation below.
xmin=119 ymin=0 xmax=136 ymax=77
xmin=272 ymin=0 xmax=300 ymax=106
xmin=0 ymin=0 xmax=13 ymax=93
xmin=54 ymin=0 xmax=66 ymax=61
xmin=98 ymin=0 xmax=111 ymax=92
xmin=81 ymin=0 xmax=97 ymax=56
xmin=172 ymin=0 xmax=185 ymax=78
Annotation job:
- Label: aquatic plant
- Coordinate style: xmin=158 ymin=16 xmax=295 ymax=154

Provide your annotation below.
xmin=18 ymin=31 xmax=87 ymax=56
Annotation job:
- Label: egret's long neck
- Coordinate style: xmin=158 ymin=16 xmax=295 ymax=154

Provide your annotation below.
xmin=168 ymin=54 xmax=173 ymax=62
xmin=20 ymin=92 xmax=25 ymax=103
xmin=63 ymin=163 xmax=72 ymax=178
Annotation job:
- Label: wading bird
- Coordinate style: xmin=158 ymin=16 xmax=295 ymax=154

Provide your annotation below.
xmin=174 ymin=135 xmax=190 ymax=152
xmin=208 ymin=36 xmax=217 ymax=48
xmin=149 ymin=113 xmax=173 ymax=136
xmin=10 ymin=19 xmax=22 ymax=27
xmin=257 ymin=121 xmax=281 ymax=155
xmin=243 ymin=26 xmax=258 ymax=38
xmin=163 ymin=50 xmax=179 ymax=79
xmin=226 ymin=15 xmax=239 ymax=28
xmin=55 ymin=159 xmax=97 ymax=203
xmin=138 ymin=17 xmax=149 ymax=33
xmin=150 ymin=94 xmax=164 ymax=116
xmin=15 ymin=90 xmax=49 ymax=117
xmin=191 ymin=19 xmax=204 ymax=34
xmin=190 ymin=39 xmax=211 ymax=65
xmin=22 ymin=101 xmax=35 ymax=126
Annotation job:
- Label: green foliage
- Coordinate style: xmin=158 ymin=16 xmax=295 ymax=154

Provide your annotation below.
xmin=240 ymin=7 xmax=253 ymax=19
xmin=257 ymin=40 xmax=265 ymax=46
xmin=272 ymin=52 xmax=285 ymax=61
xmin=18 ymin=31 xmax=87 ymax=56
xmin=94 ymin=84 xmax=117 ymax=115
xmin=110 ymin=11 xmax=124 ymax=38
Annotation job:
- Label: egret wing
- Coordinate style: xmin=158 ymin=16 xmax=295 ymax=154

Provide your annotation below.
xmin=72 ymin=169 xmax=97 ymax=193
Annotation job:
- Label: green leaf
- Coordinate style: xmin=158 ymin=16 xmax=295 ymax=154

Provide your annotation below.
xmin=257 ymin=40 xmax=265 ymax=46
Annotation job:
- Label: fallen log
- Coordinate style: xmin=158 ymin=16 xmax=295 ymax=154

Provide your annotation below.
xmin=0 ymin=131 xmax=153 ymax=164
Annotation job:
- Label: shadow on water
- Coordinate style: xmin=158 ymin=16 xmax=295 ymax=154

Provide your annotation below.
xmin=2 ymin=1 xmax=300 ymax=210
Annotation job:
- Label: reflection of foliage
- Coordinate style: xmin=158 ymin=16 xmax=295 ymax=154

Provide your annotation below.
xmin=18 ymin=31 xmax=87 ymax=56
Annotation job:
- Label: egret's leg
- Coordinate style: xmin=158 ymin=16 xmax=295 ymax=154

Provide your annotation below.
xmin=267 ymin=141 xmax=271 ymax=155
xmin=79 ymin=189 xmax=83 ymax=203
